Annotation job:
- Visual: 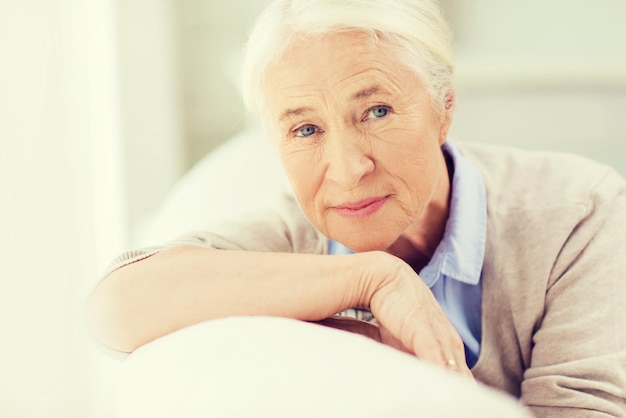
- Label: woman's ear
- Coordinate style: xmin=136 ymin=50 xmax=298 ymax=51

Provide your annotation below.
xmin=438 ymin=90 xmax=456 ymax=145
xmin=445 ymin=90 xmax=455 ymax=113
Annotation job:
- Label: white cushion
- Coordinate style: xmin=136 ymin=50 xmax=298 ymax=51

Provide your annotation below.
xmin=116 ymin=317 xmax=531 ymax=418
xmin=134 ymin=129 xmax=290 ymax=247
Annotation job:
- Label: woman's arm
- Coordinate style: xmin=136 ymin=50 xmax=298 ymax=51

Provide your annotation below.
xmin=521 ymin=171 xmax=626 ymax=416
xmin=86 ymin=246 xmax=471 ymax=377
xmin=87 ymin=246 xmax=371 ymax=352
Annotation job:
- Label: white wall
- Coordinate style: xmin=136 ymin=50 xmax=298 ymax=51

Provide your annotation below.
xmin=116 ymin=0 xmax=185 ymax=228
xmin=447 ymin=0 xmax=626 ymax=176
xmin=173 ymin=0 xmax=272 ymax=166
xmin=0 ymin=0 xmax=127 ymax=416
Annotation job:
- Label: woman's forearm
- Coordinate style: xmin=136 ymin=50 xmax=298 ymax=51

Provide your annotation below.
xmin=86 ymin=246 xmax=384 ymax=352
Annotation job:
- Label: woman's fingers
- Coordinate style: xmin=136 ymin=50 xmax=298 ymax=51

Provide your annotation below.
xmin=379 ymin=317 xmax=473 ymax=380
xmin=368 ymin=258 xmax=474 ymax=380
xmin=403 ymin=313 xmax=474 ymax=380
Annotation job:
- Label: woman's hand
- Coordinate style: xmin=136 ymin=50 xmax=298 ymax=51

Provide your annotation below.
xmin=359 ymin=251 xmax=474 ymax=380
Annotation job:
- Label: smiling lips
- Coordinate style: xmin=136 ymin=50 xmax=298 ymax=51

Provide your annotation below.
xmin=333 ymin=196 xmax=389 ymax=219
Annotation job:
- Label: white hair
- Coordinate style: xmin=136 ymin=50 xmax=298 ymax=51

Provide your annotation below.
xmin=240 ymin=0 xmax=454 ymax=120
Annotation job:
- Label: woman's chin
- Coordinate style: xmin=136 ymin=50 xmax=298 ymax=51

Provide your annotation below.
xmin=330 ymin=231 xmax=398 ymax=254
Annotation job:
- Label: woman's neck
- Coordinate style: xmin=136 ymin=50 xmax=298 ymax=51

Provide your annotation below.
xmin=386 ymin=151 xmax=452 ymax=271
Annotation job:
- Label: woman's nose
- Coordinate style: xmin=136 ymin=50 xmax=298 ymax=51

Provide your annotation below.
xmin=324 ymin=133 xmax=375 ymax=189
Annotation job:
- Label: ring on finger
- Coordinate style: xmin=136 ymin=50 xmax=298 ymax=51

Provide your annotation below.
xmin=445 ymin=359 xmax=457 ymax=368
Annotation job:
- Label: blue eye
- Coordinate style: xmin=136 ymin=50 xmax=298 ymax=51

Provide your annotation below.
xmin=295 ymin=125 xmax=317 ymax=137
xmin=368 ymin=106 xmax=389 ymax=119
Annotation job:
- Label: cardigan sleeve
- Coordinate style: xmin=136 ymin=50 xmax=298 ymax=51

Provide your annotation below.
xmin=101 ymin=193 xmax=326 ymax=278
xmin=520 ymin=169 xmax=626 ymax=417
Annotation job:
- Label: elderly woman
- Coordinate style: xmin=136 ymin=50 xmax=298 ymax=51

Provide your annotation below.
xmin=88 ymin=0 xmax=626 ymax=416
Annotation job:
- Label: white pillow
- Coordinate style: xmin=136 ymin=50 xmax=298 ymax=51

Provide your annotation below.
xmin=133 ymin=129 xmax=290 ymax=247
xmin=116 ymin=317 xmax=531 ymax=418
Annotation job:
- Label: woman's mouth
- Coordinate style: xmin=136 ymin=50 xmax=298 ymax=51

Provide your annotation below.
xmin=333 ymin=196 xmax=389 ymax=219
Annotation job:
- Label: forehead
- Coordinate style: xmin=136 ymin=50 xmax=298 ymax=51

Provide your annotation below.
xmin=263 ymin=31 xmax=422 ymax=119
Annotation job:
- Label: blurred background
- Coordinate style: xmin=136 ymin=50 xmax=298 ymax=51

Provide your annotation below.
xmin=0 ymin=0 xmax=624 ymax=417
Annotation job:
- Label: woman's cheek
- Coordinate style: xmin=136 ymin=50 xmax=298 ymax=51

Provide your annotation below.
xmin=281 ymin=150 xmax=323 ymax=202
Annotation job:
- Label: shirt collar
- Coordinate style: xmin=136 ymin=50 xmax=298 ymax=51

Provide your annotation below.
xmin=419 ymin=139 xmax=487 ymax=287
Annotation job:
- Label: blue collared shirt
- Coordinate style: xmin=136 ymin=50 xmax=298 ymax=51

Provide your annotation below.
xmin=328 ymin=139 xmax=487 ymax=368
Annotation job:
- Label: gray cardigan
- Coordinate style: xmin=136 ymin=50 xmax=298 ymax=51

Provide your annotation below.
xmin=108 ymin=142 xmax=626 ymax=417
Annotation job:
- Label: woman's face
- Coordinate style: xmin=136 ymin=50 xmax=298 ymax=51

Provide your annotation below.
xmin=263 ymin=31 xmax=453 ymax=252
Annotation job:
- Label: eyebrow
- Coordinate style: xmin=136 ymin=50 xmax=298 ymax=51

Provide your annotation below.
xmin=279 ymin=106 xmax=315 ymax=121
xmin=351 ymin=85 xmax=388 ymax=101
